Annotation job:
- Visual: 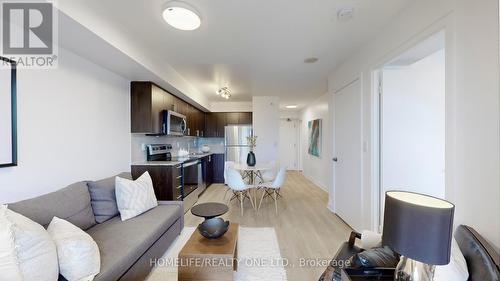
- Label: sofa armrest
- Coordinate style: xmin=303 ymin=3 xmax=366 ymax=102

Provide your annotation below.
xmin=158 ymin=201 xmax=184 ymax=231
xmin=348 ymin=231 xmax=362 ymax=247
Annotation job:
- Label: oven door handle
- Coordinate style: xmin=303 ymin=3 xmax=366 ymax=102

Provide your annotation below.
xmin=183 ymin=160 xmax=199 ymax=167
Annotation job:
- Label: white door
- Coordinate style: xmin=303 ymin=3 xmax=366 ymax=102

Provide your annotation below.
xmin=334 ymin=79 xmax=363 ymax=231
xmin=279 ymin=119 xmax=299 ymax=170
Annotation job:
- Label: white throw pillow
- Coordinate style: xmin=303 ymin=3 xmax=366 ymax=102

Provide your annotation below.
xmin=1 ymin=205 xmax=59 ymax=281
xmin=0 ymin=205 xmax=23 ymax=281
xmin=47 ymin=217 xmax=100 ymax=281
xmin=115 ymin=171 xmax=158 ymax=221
xmin=434 ymin=239 xmax=469 ymax=281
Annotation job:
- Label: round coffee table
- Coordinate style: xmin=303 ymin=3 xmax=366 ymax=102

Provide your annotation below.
xmin=191 ymin=202 xmax=229 ymax=220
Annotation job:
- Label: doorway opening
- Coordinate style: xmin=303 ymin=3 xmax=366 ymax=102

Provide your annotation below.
xmin=376 ymin=31 xmax=446 ymax=229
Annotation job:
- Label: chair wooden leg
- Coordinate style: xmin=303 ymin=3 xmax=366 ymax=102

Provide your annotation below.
xmin=239 ymin=192 xmax=244 ymax=216
xmin=274 ymin=190 xmax=278 ymax=215
xmin=247 ymin=190 xmax=255 ymax=209
xmin=258 ymin=188 xmax=266 ymax=211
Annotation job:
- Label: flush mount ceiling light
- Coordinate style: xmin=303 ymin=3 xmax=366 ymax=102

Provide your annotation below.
xmin=216 ymin=87 xmax=231 ymax=99
xmin=162 ymin=2 xmax=201 ymax=31
xmin=285 ymin=105 xmax=298 ymax=109
xmin=304 ymin=57 xmax=319 ymax=64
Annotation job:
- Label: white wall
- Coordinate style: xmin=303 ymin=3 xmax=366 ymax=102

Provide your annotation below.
xmin=382 ymin=50 xmax=446 ymax=199
xmin=327 ymin=0 xmax=499 ymax=249
xmin=300 ymin=93 xmax=330 ymax=193
xmin=0 ymin=48 xmax=131 ymax=203
xmin=210 ymin=101 xmax=252 ymax=112
xmin=252 ymin=96 xmax=280 ymax=164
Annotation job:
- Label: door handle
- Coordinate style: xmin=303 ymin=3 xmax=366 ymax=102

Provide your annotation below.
xmin=332 ymin=157 xmax=338 ymax=162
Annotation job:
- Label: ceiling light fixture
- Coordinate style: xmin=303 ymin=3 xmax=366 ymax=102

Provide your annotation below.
xmin=216 ymin=87 xmax=231 ymax=99
xmin=285 ymin=105 xmax=298 ymax=109
xmin=304 ymin=57 xmax=319 ymax=64
xmin=162 ymin=2 xmax=201 ymax=31
xmin=337 ymin=7 xmax=354 ymax=22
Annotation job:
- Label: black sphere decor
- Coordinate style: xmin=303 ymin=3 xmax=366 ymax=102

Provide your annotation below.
xmin=197 ymin=218 xmax=230 ymax=239
xmin=247 ymin=151 xmax=256 ymax=166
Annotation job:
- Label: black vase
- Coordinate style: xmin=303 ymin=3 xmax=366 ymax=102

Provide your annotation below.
xmin=247 ymin=151 xmax=256 ymax=166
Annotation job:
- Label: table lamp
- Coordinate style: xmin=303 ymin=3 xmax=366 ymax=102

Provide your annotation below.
xmin=382 ymin=191 xmax=455 ymax=281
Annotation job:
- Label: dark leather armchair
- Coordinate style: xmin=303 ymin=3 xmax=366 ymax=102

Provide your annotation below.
xmin=454 ymin=225 xmax=499 ymax=281
xmin=320 ymin=225 xmax=500 ymax=281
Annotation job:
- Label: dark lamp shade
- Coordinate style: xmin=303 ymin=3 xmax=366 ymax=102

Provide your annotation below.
xmin=382 ymin=191 xmax=455 ymax=265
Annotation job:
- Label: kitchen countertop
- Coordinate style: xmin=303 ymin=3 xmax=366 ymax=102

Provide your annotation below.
xmin=131 ymin=152 xmax=218 ymax=166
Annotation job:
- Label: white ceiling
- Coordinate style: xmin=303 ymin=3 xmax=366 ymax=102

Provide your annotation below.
xmin=59 ymin=0 xmax=412 ymax=109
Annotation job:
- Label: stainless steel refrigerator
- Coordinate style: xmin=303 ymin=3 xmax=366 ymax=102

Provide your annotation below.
xmin=225 ymin=125 xmax=253 ymax=163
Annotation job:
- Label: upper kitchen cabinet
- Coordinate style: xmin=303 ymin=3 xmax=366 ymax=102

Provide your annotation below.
xmin=205 ymin=113 xmax=226 ymax=137
xmin=204 ymin=112 xmax=252 ymax=137
xmin=224 ymin=112 xmax=252 ymax=125
xmin=196 ymin=110 xmax=206 ymax=137
xmin=131 ymin=82 xmax=170 ymax=134
xmin=225 ymin=112 xmax=239 ymax=125
xmin=131 ymin=81 xmax=206 ymax=135
xmin=239 ymin=112 xmax=252 ymax=124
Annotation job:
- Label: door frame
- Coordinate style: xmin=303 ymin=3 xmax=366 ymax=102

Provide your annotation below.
xmin=371 ymin=25 xmax=455 ymax=232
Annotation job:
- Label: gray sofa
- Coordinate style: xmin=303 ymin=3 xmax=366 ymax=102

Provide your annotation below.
xmin=8 ymin=172 xmax=183 ymax=281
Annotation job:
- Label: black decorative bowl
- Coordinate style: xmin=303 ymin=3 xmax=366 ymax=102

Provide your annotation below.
xmin=197 ymin=218 xmax=230 ymax=239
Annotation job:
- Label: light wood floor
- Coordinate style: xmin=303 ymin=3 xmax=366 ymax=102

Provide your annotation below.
xmin=184 ymin=171 xmax=352 ymax=281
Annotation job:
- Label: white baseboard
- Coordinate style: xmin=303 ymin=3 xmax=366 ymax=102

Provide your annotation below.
xmin=301 ymin=172 xmax=329 ymax=193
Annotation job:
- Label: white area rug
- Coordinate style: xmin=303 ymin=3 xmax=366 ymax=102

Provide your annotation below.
xmin=147 ymin=226 xmax=287 ymax=281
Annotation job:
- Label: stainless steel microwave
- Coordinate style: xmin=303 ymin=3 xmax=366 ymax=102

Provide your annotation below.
xmin=162 ymin=110 xmax=186 ymax=136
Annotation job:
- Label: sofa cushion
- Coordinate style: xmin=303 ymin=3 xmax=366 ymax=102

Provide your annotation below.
xmin=8 ymin=182 xmax=96 ymax=230
xmin=88 ymin=172 xmax=132 ymax=223
xmin=86 ymin=204 xmax=182 ymax=281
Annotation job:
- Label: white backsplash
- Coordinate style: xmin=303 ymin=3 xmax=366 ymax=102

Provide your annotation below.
xmin=131 ymin=135 xmax=224 ymax=162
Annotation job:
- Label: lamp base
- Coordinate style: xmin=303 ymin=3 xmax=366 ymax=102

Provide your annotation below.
xmin=394 ymin=256 xmax=435 ymax=281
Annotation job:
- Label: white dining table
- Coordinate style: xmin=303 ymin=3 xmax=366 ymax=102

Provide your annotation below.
xmin=232 ymin=163 xmax=273 ymax=207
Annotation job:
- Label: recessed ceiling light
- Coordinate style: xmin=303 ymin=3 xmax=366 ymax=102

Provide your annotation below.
xmin=285 ymin=105 xmax=298 ymax=109
xmin=162 ymin=2 xmax=201 ymax=31
xmin=304 ymin=57 xmax=319 ymax=64
xmin=337 ymin=7 xmax=354 ymax=22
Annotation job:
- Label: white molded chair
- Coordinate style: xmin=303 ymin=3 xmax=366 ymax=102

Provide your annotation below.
xmin=224 ymin=161 xmax=235 ymax=184
xmin=259 ymin=161 xmax=278 ymax=183
xmin=226 ymin=168 xmax=255 ymax=216
xmin=223 ymin=161 xmax=235 ymax=199
xmin=257 ymin=166 xmax=287 ymax=214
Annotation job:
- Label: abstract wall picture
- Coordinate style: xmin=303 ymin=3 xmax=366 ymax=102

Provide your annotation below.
xmin=0 ymin=57 xmax=17 ymax=168
xmin=308 ymin=119 xmax=322 ymax=157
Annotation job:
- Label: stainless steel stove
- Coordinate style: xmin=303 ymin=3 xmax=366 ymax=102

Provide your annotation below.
xmin=145 ymin=144 xmax=202 ymax=211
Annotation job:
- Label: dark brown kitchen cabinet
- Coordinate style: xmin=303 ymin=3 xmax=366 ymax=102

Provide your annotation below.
xmin=185 ymin=103 xmax=206 ymax=137
xmin=131 ymin=81 xmax=206 ymax=135
xmin=196 ymin=111 xmax=206 ymax=137
xmin=228 ymin=112 xmax=252 ymax=125
xmin=131 ymin=164 xmax=182 ymax=201
xmin=204 ymin=112 xmax=252 ymax=137
xmin=215 ymin=113 xmax=226 ymax=136
xmin=205 ymin=113 xmax=217 ymax=137
xmin=225 ymin=112 xmax=239 ymax=125
xmin=186 ymin=104 xmax=195 ymax=136
xmin=212 ymin=153 xmax=225 ymax=183
xmin=239 ymin=112 xmax=252 ymax=124
xmin=131 ymin=82 xmax=170 ymax=134
xmin=202 ymin=155 xmax=214 ymax=187
xmin=172 ymin=96 xmax=185 ymax=115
